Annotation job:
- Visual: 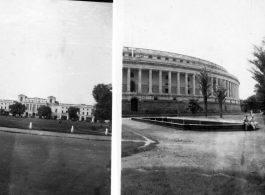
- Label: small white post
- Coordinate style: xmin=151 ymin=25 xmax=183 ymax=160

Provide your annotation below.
xmin=105 ymin=128 xmax=108 ymax=135
xmin=71 ymin=126 xmax=74 ymax=133
xmin=29 ymin=122 xmax=32 ymax=129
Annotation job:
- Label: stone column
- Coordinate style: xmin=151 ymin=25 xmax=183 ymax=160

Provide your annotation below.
xmin=138 ymin=69 xmax=142 ymax=93
xmin=149 ymin=69 xmax=152 ymax=93
xmin=211 ymin=77 xmax=214 ymax=96
xmin=177 ymin=72 xmax=180 ymax=95
xmin=216 ymin=78 xmax=218 ymax=91
xmin=168 ymin=71 xmax=171 ymax=94
xmin=127 ymin=68 xmax=130 ymax=92
xmin=185 ymin=73 xmax=188 ymax=95
xmin=193 ymin=74 xmax=196 ymax=95
xmin=159 ymin=70 xmax=162 ymax=94
xmin=225 ymin=80 xmax=228 ymax=97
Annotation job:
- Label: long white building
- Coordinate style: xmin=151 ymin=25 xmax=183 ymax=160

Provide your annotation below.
xmin=0 ymin=94 xmax=93 ymax=121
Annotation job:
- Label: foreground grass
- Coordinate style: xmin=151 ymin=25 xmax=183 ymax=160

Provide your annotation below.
xmin=122 ymin=166 xmax=265 ymax=195
xmin=0 ymin=116 xmax=110 ymax=135
xmin=0 ymin=132 xmax=111 ymax=195
xmin=122 ymin=141 xmax=157 ymax=157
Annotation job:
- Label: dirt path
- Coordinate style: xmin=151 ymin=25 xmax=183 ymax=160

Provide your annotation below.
xmin=122 ymin=115 xmax=265 ymax=175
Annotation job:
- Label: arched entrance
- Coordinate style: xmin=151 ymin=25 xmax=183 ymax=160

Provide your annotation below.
xmin=130 ymin=81 xmax=136 ymax=92
xmin=131 ymin=98 xmax=138 ymax=112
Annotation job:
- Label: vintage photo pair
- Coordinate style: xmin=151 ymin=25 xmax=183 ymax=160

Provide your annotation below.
xmin=0 ymin=0 xmax=265 ymax=195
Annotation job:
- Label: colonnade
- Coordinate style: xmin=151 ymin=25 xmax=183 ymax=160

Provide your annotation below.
xmin=125 ymin=68 xmax=239 ymax=99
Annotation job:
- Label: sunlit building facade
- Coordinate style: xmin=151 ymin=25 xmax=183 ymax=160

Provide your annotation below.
xmin=0 ymin=94 xmax=93 ymax=121
xmin=122 ymin=47 xmax=241 ymax=115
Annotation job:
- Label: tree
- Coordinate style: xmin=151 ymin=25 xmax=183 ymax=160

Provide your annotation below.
xmin=37 ymin=105 xmax=52 ymax=119
xmin=68 ymin=107 xmax=80 ymax=120
xmin=92 ymin=84 xmax=112 ymax=121
xmin=214 ymin=82 xmax=227 ymax=118
xmin=241 ymin=95 xmax=261 ymax=113
xmin=186 ymin=99 xmax=202 ymax=116
xmin=249 ymin=38 xmax=265 ymax=112
xmin=196 ymin=67 xmax=212 ymax=117
xmin=9 ymin=102 xmax=26 ymax=116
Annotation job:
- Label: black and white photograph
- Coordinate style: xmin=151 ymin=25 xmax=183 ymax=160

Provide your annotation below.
xmin=121 ymin=0 xmax=265 ymax=194
xmin=0 ymin=0 xmax=112 ymax=194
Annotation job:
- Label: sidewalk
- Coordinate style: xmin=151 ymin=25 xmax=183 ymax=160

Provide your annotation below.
xmin=0 ymin=126 xmax=111 ymax=141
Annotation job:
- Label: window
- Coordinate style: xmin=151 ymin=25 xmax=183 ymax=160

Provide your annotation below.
xmin=180 ymin=60 xmax=183 ymax=63
xmin=188 ymin=77 xmax=190 ymax=82
xmin=165 ymin=89 xmax=168 ymax=93
xmin=131 ymin=72 xmax=134 ymax=77
xmin=50 ymin=99 xmax=52 ymax=103
xmin=165 ymin=57 xmax=168 ymax=60
xmin=165 ymin=83 xmax=168 ymax=86
xmin=157 ymin=56 xmax=161 ymax=59
xmin=66 ymin=111 xmax=68 ymax=113
xmin=165 ymin=75 xmax=168 ymax=79
xmin=148 ymin=55 xmax=152 ymax=58
xmin=87 ymin=112 xmax=88 ymax=115
xmin=20 ymin=97 xmax=23 ymax=101
xmin=128 ymin=53 xmax=132 ymax=57
xmin=62 ymin=110 xmax=64 ymax=113
xmin=173 ymin=97 xmax=176 ymax=100
xmin=188 ymin=90 xmax=190 ymax=94
xmin=55 ymin=109 xmax=57 ymax=113
xmin=154 ymin=96 xmax=158 ymax=100
xmin=187 ymin=61 xmax=189 ymax=63
xmin=173 ymin=58 xmax=176 ymax=61
xmin=82 ymin=112 xmax=84 ymax=114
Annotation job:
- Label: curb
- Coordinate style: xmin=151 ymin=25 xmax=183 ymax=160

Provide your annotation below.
xmin=0 ymin=127 xmax=111 ymax=141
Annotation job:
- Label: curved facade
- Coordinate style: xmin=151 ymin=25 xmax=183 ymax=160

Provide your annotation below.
xmin=122 ymin=47 xmax=241 ymax=115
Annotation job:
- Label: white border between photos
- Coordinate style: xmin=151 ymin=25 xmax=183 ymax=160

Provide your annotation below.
xmin=112 ymin=0 xmax=123 ymax=194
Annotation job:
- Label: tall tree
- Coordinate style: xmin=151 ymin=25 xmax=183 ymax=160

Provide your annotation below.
xmin=241 ymin=95 xmax=261 ymax=113
xmin=68 ymin=107 xmax=80 ymax=120
xmin=196 ymin=67 xmax=212 ymax=117
xmin=214 ymin=82 xmax=227 ymax=118
xmin=186 ymin=99 xmax=202 ymax=116
xmin=37 ymin=105 xmax=52 ymax=119
xmin=249 ymin=38 xmax=265 ymax=112
xmin=9 ymin=102 xmax=26 ymax=116
xmin=92 ymin=84 xmax=112 ymax=121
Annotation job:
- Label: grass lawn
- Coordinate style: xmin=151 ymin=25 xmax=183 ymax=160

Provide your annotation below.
xmin=122 ymin=166 xmax=265 ymax=195
xmin=0 ymin=131 xmax=111 ymax=195
xmin=0 ymin=116 xmax=110 ymax=135
xmin=122 ymin=129 xmax=145 ymax=141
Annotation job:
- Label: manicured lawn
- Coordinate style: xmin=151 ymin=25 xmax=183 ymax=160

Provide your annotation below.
xmin=0 ymin=116 xmax=110 ymax=135
xmin=122 ymin=166 xmax=265 ymax=195
xmin=0 ymin=131 xmax=111 ymax=195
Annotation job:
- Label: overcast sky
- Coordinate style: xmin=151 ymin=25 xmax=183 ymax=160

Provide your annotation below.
xmin=123 ymin=0 xmax=265 ymax=100
xmin=0 ymin=0 xmax=112 ymax=105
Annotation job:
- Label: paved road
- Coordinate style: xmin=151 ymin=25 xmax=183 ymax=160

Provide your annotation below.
xmin=0 ymin=131 xmax=111 ymax=195
xmin=122 ymin=114 xmax=265 ymax=175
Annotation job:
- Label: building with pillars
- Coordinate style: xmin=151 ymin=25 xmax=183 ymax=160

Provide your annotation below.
xmin=0 ymin=94 xmax=93 ymax=121
xmin=122 ymin=47 xmax=241 ymax=115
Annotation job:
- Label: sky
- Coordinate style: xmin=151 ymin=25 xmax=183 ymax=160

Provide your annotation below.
xmin=0 ymin=0 xmax=112 ymax=105
xmin=123 ymin=0 xmax=265 ymax=100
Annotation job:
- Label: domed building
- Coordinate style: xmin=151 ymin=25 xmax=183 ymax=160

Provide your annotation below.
xmin=122 ymin=47 xmax=240 ymax=115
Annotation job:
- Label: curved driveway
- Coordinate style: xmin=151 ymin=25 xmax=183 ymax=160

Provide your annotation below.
xmin=122 ymin=115 xmax=265 ymax=175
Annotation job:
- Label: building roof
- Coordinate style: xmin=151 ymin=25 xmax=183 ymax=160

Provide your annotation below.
xmin=47 ymin=96 xmax=56 ymax=98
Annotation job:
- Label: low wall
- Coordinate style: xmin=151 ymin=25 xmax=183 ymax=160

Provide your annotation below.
xmin=122 ymin=100 xmax=241 ymax=116
xmin=131 ymin=117 xmax=246 ymax=131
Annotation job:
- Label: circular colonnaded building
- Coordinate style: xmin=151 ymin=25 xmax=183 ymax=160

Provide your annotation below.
xmin=122 ymin=47 xmax=241 ymax=115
